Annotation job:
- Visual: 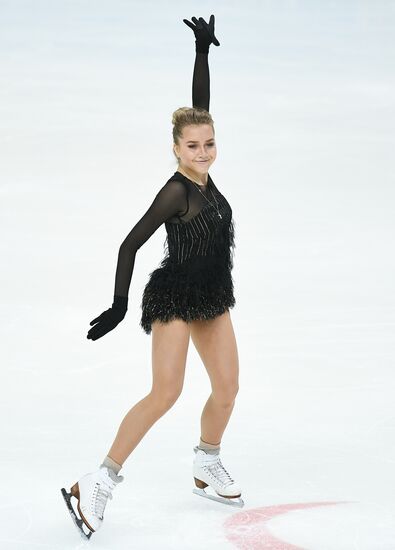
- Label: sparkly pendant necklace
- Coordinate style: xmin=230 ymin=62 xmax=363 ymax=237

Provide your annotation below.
xmin=188 ymin=176 xmax=223 ymax=219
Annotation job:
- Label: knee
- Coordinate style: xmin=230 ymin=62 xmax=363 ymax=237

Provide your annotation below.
xmin=213 ymin=383 xmax=239 ymax=408
xmin=149 ymin=386 xmax=183 ymax=412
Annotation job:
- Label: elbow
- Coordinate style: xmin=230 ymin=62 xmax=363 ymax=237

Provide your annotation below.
xmin=119 ymin=242 xmax=139 ymax=256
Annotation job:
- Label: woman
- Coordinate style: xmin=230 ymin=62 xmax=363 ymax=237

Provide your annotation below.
xmin=61 ymin=15 xmax=243 ymax=540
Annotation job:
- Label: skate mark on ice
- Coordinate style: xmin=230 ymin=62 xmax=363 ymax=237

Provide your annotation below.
xmin=223 ymin=500 xmax=355 ymax=549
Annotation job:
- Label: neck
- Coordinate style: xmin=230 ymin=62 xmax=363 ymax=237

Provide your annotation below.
xmin=177 ymin=165 xmax=208 ymax=186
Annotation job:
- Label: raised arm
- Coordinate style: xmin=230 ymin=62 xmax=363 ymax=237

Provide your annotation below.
xmin=87 ymin=180 xmax=187 ymax=341
xmin=192 ymin=53 xmax=210 ymax=111
xmin=183 ymin=15 xmax=220 ymax=112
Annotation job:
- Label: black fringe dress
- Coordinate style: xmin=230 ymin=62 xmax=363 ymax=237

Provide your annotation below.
xmin=140 ymin=170 xmax=235 ymax=334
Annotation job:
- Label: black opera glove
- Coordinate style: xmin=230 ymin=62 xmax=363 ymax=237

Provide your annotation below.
xmin=183 ymin=14 xmax=220 ymax=54
xmin=87 ymin=295 xmax=128 ymax=341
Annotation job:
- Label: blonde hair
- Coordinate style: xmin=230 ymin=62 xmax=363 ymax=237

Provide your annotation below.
xmin=172 ymin=107 xmax=215 ymax=159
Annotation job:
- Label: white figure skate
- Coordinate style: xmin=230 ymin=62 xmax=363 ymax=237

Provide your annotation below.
xmin=192 ymin=446 xmax=244 ymax=508
xmin=61 ymin=465 xmax=124 ymax=539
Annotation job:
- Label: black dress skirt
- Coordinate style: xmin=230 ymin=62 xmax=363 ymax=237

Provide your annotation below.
xmin=140 ymin=172 xmax=236 ymax=335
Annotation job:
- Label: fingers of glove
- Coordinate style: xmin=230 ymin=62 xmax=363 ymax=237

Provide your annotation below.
xmin=87 ymin=327 xmax=100 ymax=340
xmin=87 ymin=321 xmax=105 ymax=339
xmin=87 ymin=326 xmax=107 ymax=340
xmin=89 ymin=307 xmax=112 ymax=326
xmin=200 ymin=16 xmax=220 ymax=46
xmin=89 ymin=313 xmax=104 ymax=326
xmin=87 ymin=320 xmax=116 ymax=340
xmin=191 ymin=16 xmax=202 ymax=28
xmin=87 ymin=327 xmax=107 ymax=341
xmin=183 ymin=18 xmax=196 ymax=31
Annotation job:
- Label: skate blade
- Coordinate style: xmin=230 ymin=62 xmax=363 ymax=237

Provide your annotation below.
xmin=193 ymin=487 xmax=245 ymax=508
xmin=61 ymin=487 xmax=93 ymax=540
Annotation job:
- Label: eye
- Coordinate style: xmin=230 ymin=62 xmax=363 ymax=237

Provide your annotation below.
xmin=188 ymin=142 xmax=215 ymax=148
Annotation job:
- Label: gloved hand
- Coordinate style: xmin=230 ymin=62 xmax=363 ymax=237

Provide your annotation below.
xmin=183 ymin=14 xmax=220 ymax=54
xmin=87 ymin=295 xmax=128 ymax=341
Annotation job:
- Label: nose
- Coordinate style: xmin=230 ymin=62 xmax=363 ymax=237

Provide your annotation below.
xmin=196 ymin=144 xmax=211 ymax=157
xmin=197 ymin=148 xmax=210 ymax=160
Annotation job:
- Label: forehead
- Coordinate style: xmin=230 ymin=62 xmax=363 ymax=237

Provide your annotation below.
xmin=181 ymin=124 xmax=214 ymax=142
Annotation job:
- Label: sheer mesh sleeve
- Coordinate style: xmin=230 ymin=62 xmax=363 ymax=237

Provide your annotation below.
xmin=192 ymin=52 xmax=210 ymax=111
xmin=113 ymin=179 xmax=188 ymax=298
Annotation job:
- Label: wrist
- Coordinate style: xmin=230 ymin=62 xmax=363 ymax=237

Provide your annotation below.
xmin=195 ymin=41 xmax=209 ymax=54
xmin=113 ymin=295 xmax=128 ymax=311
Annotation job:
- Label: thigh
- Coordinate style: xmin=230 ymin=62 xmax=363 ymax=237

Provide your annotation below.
xmin=150 ymin=318 xmax=191 ymax=399
xmin=190 ymin=310 xmax=239 ymax=393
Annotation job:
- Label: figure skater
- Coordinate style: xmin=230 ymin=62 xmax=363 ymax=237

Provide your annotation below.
xmin=61 ymin=15 xmax=243 ymax=540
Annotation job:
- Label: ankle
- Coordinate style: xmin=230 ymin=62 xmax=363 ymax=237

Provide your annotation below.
xmin=198 ymin=437 xmax=221 ymax=455
xmin=100 ymin=455 xmax=122 ymax=475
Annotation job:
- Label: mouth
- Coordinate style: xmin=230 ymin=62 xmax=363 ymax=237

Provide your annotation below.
xmin=196 ymin=160 xmax=209 ymax=163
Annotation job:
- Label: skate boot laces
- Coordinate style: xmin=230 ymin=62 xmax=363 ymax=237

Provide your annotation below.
xmin=93 ymin=469 xmax=120 ymax=519
xmin=200 ymin=453 xmax=235 ymax=488
xmin=93 ymin=484 xmax=112 ymax=519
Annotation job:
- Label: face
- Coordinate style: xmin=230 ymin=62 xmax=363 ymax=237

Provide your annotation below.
xmin=173 ymin=124 xmax=217 ymax=176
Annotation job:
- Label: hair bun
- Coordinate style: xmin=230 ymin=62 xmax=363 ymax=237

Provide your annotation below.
xmin=172 ymin=107 xmax=191 ymax=126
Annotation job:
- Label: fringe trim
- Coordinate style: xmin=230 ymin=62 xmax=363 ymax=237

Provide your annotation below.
xmin=140 ymin=216 xmax=236 ymax=335
xmin=140 ymin=253 xmax=235 ymax=335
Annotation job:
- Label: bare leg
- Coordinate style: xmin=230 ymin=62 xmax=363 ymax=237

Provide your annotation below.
xmin=106 ymin=393 xmax=172 ymax=466
xmin=106 ymin=318 xmax=191 ymax=465
xmin=190 ymin=310 xmax=239 ymax=445
xmin=199 ymin=394 xmax=236 ymax=445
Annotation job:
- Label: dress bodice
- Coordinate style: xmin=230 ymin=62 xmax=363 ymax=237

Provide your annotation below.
xmin=162 ymin=171 xmax=235 ymax=270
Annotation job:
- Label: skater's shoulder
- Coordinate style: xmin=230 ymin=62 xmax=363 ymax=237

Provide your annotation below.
xmin=156 ymin=174 xmax=189 ymax=200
